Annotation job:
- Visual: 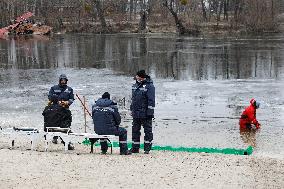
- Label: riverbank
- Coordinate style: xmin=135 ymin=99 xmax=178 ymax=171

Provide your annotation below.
xmin=59 ymin=20 xmax=282 ymax=36
xmin=0 ymin=147 xmax=283 ymax=189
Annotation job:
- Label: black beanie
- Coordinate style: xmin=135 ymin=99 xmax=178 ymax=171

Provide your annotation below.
xmin=136 ymin=70 xmax=147 ymax=78
xmin=102 ymin=92 xmax=110 ymax=99
xmin=59 ymin=74 xmax=68 ymax=81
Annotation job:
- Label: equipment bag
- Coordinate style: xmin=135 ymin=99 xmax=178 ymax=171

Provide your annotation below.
xmin=42 ymin=104 xmax=72 ymax=131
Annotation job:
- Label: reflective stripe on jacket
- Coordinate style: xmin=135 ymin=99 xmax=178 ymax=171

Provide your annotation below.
xmin=48 ymin=84 xmax=75 ymax=105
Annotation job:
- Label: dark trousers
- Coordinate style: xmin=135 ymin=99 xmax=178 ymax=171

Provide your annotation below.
xmin=100 ymin=127 xmax=128 ymax=153
xmin=132 ymin=118 xmax=153 ymax=151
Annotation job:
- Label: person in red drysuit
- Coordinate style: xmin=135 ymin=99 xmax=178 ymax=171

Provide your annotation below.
xmin=239 ymin=98 xmax=261 ymax=130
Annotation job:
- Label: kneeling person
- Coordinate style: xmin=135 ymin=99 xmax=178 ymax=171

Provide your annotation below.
xmin=239 ymin=98 xmax=261 ymax=131
xmin=92 ymin=92 xmax=131 ymax=155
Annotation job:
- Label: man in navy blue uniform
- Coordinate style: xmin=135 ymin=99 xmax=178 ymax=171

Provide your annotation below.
xmin=44 ymin=74 xmax=75 ymax=149
xmin=48 ymin=74 xmax=75 ymax=111
xmin=92 ymin=92 xmax=131 ymax=155
xmin=130 ymin=70 xmax=155 ymax=154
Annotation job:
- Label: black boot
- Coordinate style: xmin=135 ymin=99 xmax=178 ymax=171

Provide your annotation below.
xmin=144 ymin=143 xmax=152 ymax=154
xmin=100 ymin=140 xmax=108 ymax=154
xmin=130 ymin=148 xmax=139 ymax=153
xmin=120 ymin=150 xmax=132 ymax=155
xmin=120 ymin=143 xmax=132 ymax=155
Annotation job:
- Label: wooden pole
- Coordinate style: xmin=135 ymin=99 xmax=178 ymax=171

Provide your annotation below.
xmin=75 ymin=93 xmax=92 ymax=117
xmin=83 ymin=96 xmax=87 ymax=133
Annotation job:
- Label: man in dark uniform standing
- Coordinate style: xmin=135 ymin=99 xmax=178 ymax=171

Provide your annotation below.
xmin=43 ymin=74 xmax=75 ymax=149
xmin=130 ymin=70 xmax=155 ymax=154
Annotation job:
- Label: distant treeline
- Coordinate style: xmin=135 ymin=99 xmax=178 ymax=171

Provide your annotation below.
xmin=0 ymin=0 xmax=283 ymax=34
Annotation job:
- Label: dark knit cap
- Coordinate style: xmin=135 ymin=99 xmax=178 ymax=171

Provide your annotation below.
xmin=102 ymin=92 xmax=110 ymax=99
xmin=136 ymin=70 xmax=147 ymax=78
xmin=59 ymin=74 xmax=68 ymax=81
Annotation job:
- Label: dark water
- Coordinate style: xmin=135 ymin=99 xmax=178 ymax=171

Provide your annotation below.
xmin=0 ymin=34 xmax=283 ymax=79
xmin=0 ymin=34 xmax=283 ymax=159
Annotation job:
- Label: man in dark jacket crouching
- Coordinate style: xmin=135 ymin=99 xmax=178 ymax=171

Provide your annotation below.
xmin=92 ymin=92 xmax=131 ymax=155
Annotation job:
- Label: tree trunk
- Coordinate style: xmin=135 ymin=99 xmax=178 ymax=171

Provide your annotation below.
xmin=8 ymin=2 xmax=14 ymax=21
xmin=129 ymin=0 xmax=134 ymax=20
xmin=32 ymin=0 xmax=36 ymax=16
xmin=172 ymin=11 xmax=187 ymax=34
xmin=234 ymin=0 xmax=239 ymax=23
xmin=162 ymin=0 xmax=187 ymax=34
xmin=201 ymin=0 xmax=207 ymax=21
xmin=271 ymin=0 xmax=274 ymax=20
xmin=139 ymin=10 xmax=147 ymax=31
xmin=217 ymin=0 xmax=224 ymax=23
xmin=0 ymin=1 xmax=7 ymax=27
xmin=93 ymin=0 xmax=108 ymax=33
xmin=134 ymin=0 xmax=138 ymax=21
xmin=223 ymin=0 xmax=229 ymax=21
xmin=207 ymin=0 xmax=210 ymax=21
xmin=138 ymin=0 xmax=149 ymax=32
xmin=78 ymin=9 xmax=81 ymax=25
xmin=234 ymin=0 xmax=244 ymax=24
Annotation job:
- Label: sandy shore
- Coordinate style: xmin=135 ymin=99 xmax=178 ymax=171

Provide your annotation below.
xmin=0 ymin=141 xmax=283 ymax=189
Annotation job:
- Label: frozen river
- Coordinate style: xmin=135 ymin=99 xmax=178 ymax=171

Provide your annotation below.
xmin=0 ymin=33 xmax=284 ymax=159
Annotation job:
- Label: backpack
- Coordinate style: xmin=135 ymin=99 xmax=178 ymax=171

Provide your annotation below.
xmin=42 ymin=104 xmax=71 ymax=131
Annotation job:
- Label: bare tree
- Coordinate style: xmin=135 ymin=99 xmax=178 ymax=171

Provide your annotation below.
xmin=0 ymin=0 xmax=281 ymax=34
xmin=242 ymin=0 xmax=278 ymax=32
xmin=129 ymin=0 xmax=134 ymax=20
xmin=223 ymin=0 xmax=229 ymax=21
xmin=201 ymin=0 xmax=207 ymax=21
xmin=138 ymin=0 xmax=152 ymax=32
xmin=93 ymin=0 xmax=108 ymax=32
xmin=233 ymin=0 xmax=244 ymax=24
xmin=0 ymin=1 xmax=9 ymax=27
xmin=162 ymin=0 xmax=200 ymax=34
xmin=162 ymin=0 xmax=187 ymax=34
